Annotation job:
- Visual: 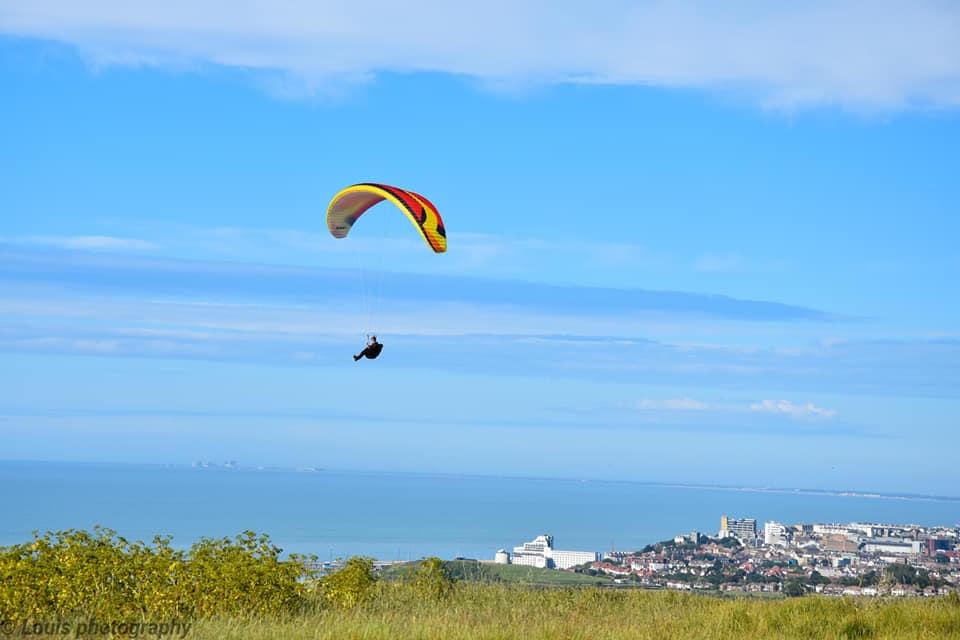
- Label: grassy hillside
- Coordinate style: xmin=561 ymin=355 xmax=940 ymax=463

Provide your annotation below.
xmin=185 ymin=585 xmax=960 ymax=640
xmin=4 ymin=530 xmax=958 ymax=639
xmin=383 ymin=559 xmax=612 ymax=587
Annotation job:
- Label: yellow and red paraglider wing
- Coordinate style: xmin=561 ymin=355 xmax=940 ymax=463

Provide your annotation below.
xmin=326 ymin=183 xmax=447 ymax=253
xmin=404 ymin=189 xmax=447 ymax=252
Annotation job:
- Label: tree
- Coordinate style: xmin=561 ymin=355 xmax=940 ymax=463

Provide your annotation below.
xmin=884 ymin=564 xmax=922 ymax=587
xmin=809 ymin=570 xmax=830 ymax=586
xmin=322 ymin=557 xmax=377 ymax=609
xmin=783 ymin=579 xmax=806 ymax=597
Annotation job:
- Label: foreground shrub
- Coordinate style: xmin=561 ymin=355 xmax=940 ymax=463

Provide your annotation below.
xmin=178 ymin=530 xmax=314 ymax=617
xmin=0 ymin=526 xmax=316 ymax=621
xmin=412 ymin=557 xmax=454 ymax=601
xmin=322 ymin=557 xmax=378 ymax=609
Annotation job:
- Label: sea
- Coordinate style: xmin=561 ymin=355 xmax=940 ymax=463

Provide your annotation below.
xmin=2 ymin=460 xmax=957 ymax=561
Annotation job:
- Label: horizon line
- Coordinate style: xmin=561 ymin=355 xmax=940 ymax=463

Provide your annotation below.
xmin=4 ymin=458 xmax=959 ymax=507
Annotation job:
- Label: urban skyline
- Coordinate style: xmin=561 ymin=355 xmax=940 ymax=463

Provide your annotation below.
xmin=495 ymin=515 xmax=959 ymax=596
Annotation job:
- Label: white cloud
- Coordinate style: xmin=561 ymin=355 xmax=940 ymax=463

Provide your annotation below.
xmin=21 ymin=221 xmax=666 ymax=284
xmin=10 ymin=337 xmax=121 ymax=353
xmin=632 ymin=397 xmax=839 ymax=420
xmin=14 ymin=235 xmax=157 ymax=251
xmin=2 ymin=1 xmax=959 ymax=109
xmin=633 ymin=397 xmax=711 ymax=411
xmin=750 ymin=399 xmax=836 ymax=419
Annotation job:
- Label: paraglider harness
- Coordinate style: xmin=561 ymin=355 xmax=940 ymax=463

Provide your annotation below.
xmin=353 ymin=336 xmax=383 ymax=361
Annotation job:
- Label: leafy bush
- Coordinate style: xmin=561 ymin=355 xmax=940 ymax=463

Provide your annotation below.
xmin=0 ymin=527 xmax=316 ymax=621
xmin=412 ymin=557 xmax=453 ymax=601
xmin=322 ymin=557 xmax=377 ymax=609
xmin=179 ymin=530 xmax=314 ymax=617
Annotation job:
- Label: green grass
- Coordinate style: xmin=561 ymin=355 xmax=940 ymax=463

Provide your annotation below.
xmin=383 ymin=559 xmax=612 ymax=587
xmin=184 ymin=586 xmax=960 ymax=640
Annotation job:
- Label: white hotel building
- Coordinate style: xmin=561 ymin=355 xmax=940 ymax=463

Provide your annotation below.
xmin=507 ymin=534 xmax=599 ymax=570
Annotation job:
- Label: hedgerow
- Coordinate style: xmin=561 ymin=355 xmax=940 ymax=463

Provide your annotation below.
xmin=0 ymin=527 xmax=316 ymax=620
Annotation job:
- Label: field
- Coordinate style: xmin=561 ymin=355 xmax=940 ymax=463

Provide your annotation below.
xmin=187 ymin=586 xmax=960 ymax=640
xmin=4 ymin=530 xmax=959 ymax=639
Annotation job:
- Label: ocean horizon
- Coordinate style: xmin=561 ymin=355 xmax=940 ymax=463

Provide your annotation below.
xmin=3 ymin=460 xmax=957 ymax=561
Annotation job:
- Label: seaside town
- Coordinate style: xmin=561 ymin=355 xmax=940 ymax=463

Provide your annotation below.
xmin=494 ymin=516 xmax=960 ymax=596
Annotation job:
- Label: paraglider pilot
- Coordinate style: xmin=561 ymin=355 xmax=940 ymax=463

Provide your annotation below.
xmin=353 ymin=335 xmax=383 ymax=362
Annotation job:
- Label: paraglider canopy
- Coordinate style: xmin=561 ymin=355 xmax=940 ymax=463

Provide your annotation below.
xmin=326 ymin=183 xmax=446 ymax=253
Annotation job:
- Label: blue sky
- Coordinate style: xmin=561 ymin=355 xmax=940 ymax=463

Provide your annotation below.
xmin=1 ymin=2 xmax=958 ymax=494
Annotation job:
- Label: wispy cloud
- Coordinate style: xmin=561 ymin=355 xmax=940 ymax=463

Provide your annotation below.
xmin=633 ymin=397 xmax=711 ymax=411
xmin=1 ymin=246 xmax=957 ymax=397
xmin=7 ymin=235 xmax=158 ymax=252
xmin=631 ymin=396 xmax=838 ymax=421
xmin=2 ymin=1 xmax=959 ymax=109
xmin=89 ymin=223 xmax=666 ymax=280
xmin=0 ymin=245 xmax=832 ymax=322
xmin=2 ymin=305 xmax=957 ymax=399
xmin=750 ymin=399 xmax=837 ymax=420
